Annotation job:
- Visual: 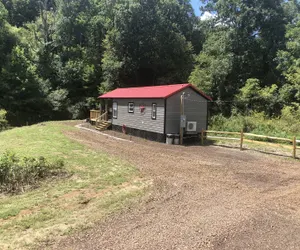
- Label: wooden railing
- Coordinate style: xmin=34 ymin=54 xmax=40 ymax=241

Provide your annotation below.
xmin=96 ymin=112 xmax=108 ymax=122
xmin=90 ymin=110 xmax=100 ymax=121
xmin=95 ymin=112 xmax=108 ymax=127
xmin=201 ymin=129 xmax=298 ymax=159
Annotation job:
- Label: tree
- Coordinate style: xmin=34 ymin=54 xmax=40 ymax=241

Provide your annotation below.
xmin=21 ymin=0 xmax=103 ymax=119
xmin=101 ymin=0 xmax=195 ymax=91
xmin=0 ymin=109 xmax=8 ymax=131
xmin=236 ymin=78 xmax=280 ymax=116
xmin=277 ymin=7 xmax=300 ymax=106
xmin=191 ymin=0 xmax=288 ymax=115
xmin=189 ymin=28 xmax=233 ymax=98
xmin=1 ymin=0 xmax=42 ymax=27
xmin=0 ymin=2 xmax=15 ymax=71
xmin=1 ymin=0 xmax=298 ymax=126
xmin=0 ymin=45 xmax=50 ymax=125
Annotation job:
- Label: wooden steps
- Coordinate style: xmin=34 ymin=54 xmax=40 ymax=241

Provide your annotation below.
xmin=95 ymin=120 xmax=112 ymax=131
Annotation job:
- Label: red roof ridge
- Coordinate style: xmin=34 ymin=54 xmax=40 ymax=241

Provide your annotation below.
xmin=114 ymin=83 xmax=189 ymax=89
xmin=98 ymin=83 xmax=212 ymax=101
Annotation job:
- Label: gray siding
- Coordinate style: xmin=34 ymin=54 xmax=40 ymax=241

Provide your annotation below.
xmin=165 ymin=87 xmax=208 ymax=134
xmin=112 ymin=98 xmax=165 ymax=134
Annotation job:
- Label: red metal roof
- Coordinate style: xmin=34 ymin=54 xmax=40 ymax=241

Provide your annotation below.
xmin=98 ymin=83 xmax=212 ymax=101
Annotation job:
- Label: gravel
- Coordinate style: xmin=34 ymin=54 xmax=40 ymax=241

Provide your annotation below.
xmin=52 ymin=125 xmax=300 ymax=250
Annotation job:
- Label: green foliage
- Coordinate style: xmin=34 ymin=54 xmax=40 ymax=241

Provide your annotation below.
xmin=277 ymin=17 xmax=300 ymax=107
xmin=280 ymin=104 xmax=300 ymax=134
xmin=0 ymin=1 xmax=8 ymax=21
xmin=192 ymin=0 xmax=288 ymax=116
xmin=0 ymin=45 xmax=51 ymax=125
xmin=0 ymin=0 xmax=300 ymax=125
xmin=1 ymin=0 xmax=41 ymax=27
xmin=0 ymin=151 xmax=66 ymax=194
xmin=236 ymin=78 xmax=281 ymax=116
xmin=0 ymin=2 xmax=15 ymax=70
xmin=189 ymin=28 xmax=234 ymax=98
xmin=101 ymin=0 xmax=195 ymax=90
xmin=0 ymin=109 xmax=8 ymax=131
xmin=210 ymin=106 xmax=300 ymax=138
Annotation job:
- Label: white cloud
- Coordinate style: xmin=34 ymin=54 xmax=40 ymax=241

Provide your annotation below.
xmin=200 ymin=11 xmax=216 ymax=21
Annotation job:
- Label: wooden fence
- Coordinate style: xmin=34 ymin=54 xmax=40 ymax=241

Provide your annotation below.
xmin=201 ymin=129 xmax=299 ymax=159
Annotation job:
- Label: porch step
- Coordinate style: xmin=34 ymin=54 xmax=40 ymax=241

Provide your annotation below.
xmin=95 ymin=121 xmax=112 ymax=131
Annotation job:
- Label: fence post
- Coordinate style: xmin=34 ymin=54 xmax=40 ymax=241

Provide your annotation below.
xmin=293 ymin=136 xmax=296 ymax=159
xmin=240 ymin=129 xmax=244 ymax=151
xmin=201 ymin=129 xmax=204 ymax=145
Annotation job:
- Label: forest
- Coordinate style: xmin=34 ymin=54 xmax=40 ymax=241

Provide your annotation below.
xmin=0 ymin=0 xmax=300 ymax=136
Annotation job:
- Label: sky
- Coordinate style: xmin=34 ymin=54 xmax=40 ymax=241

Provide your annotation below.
xmin=191 ymin=1 xmax=215 ymax=21
xmin=191 ymin=0 xmax=203 ymax=16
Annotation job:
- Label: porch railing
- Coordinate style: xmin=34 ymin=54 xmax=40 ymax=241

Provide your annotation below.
xmin=90 ymin=110 xmax=100 ymax=121
xmin=96 ymin=112 xmax=108 ymax=122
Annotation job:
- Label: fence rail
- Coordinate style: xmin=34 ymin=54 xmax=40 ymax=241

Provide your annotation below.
xmin=201 ymin=129 xmax=298 ymax=159
xmin=205 ymin=130 xmax=241 ymax=136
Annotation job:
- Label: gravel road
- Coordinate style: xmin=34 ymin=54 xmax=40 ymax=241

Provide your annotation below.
xmin=52 ymin=124 xmax=300 ymax=250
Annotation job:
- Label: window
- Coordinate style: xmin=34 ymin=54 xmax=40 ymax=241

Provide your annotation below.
xmin=113 ymin=102 xmax=118 ymax=119
xmin=151 ymin=103 xmax=157 ymax=120
xmin=128 ymin=102 xmax=134 ymax=113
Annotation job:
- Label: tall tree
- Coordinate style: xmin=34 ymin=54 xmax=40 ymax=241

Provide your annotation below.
xmin=277 ymin=14 xmax=300 ymax=106
xmin=1 ymin=0 xmax=42 ymax=27
xmin=191 ymin=0 xmax=287 ymax=115
xmin=101 ymin=0 xmax=195 ymax=91
xmin=0 ymin=2 xmax=15 ymax=71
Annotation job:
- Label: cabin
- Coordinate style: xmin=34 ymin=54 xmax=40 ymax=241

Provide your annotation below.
xmin=90 ymin=83 xmax=212 ymax=143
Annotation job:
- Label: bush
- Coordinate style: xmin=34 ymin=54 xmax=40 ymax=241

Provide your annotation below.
xmin=0 ymin=109 xmax=8 ymax=131
xmin=210 ymin=107 xmax=300 ymax=139
xmin=0 ymin=151 xmax=66 ymax=194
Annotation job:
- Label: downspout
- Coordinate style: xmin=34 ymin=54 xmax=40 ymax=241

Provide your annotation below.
xmin=164 ymin=98 xmax=167 ymax=136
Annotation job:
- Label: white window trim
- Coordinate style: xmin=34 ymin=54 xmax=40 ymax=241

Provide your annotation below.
xmin=151 ymin=103 xmax=157 ymax=120
xmin=128 ymin=102 xmax=134 ymax=113
xmin=113 ymin=102 xmax=118 ymax=119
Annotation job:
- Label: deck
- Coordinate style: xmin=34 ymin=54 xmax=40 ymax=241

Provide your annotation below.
xmin=90 ymin=110 xmax=111 ymax=131
xmin=90 ymin=110 xmax=101 ymax=122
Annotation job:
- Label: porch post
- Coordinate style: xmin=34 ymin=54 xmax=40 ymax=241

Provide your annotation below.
xmin=105 ymin=101 xmax=108 ymax=121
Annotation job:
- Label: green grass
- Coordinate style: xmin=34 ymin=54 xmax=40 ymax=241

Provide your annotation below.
xmin=0 ymin=121 xmax=149 ymax=249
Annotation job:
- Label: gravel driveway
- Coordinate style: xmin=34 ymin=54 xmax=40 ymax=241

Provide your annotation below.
xmin=52 ymin=125 xmax=300 ymax=250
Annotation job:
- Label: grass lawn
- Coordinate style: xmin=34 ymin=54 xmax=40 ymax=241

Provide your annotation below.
xmin=0 ymin=121 xmax=149 ymax=249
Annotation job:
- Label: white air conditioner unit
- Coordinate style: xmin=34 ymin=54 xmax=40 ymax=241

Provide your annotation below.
xmin=186 ymin=121 xmax=197 ymax=132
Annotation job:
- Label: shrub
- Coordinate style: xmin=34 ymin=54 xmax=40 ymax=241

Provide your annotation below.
xmin=0 ymin=109 xmax=8 ymax=131
xmin=0 ymin=151 xmax=66 ymax=194
xmin=210 ymin=108 xmax=300 ymax=139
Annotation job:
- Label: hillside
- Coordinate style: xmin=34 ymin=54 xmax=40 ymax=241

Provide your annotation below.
xmin=0 ymin=121 xmax=147 ymax=249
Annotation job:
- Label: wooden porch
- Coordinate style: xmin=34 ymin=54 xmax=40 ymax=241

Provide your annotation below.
xmin=90 ymin=110 xmax=101 ymax=122
xmin=89 ymin=109 xmax=111 ymax=131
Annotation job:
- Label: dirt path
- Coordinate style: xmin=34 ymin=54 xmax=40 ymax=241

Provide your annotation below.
xmin=52 ymin=125 xmax=300 ymax=250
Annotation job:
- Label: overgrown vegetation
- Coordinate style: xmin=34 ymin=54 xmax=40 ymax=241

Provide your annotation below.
xmin=0 ymin=122 xmax=147 ymax=249
xmin=0 ymin=0 xmax=300 ymax=133
xmin=0 ymin=151 xmax=66 ymax=194
xmin=0 ymin=0 xmax=299 ymax=128
xmin=0 ymin=109 xmax=8 ymax=131
xmin=210 ymin=106 xmax=300 ymax=138
xmin=0 ymin=0 xmax=200 ymax=126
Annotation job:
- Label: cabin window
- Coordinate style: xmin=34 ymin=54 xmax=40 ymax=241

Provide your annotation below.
xmin=113 ymin=102 xmax=118 ymax=119
xmin=151 ymin=103 xmax=157 ymax=120
xmin=128 ymin=102 xmax=134 ymax=113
